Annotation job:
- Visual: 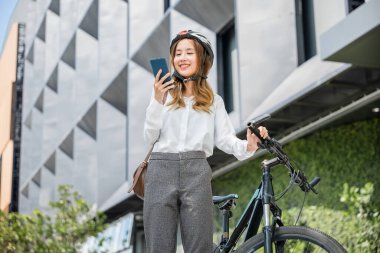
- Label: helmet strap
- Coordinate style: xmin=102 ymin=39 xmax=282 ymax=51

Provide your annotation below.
xmin=172 ymin=71 xmax=207 ymax=83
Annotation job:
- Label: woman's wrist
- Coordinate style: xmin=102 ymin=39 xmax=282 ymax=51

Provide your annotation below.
xmin=247 ymin=142 xmax=258 ymax=152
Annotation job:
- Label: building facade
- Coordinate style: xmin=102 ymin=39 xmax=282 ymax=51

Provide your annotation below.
xmin=1 ymin=0 xmax=379 ymax=252
xmin=0 ymin=23 xmax=25 ymax=213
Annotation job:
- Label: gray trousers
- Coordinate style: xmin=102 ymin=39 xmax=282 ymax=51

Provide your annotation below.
xmin=143 ymin=151 xmax=213 ymax=253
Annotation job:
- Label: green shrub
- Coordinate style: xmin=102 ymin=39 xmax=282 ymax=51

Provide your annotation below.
xmin=0 ymin=185 xmax=108 ymax=253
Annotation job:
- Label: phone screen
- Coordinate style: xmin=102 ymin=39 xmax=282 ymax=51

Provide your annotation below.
xmin=150 ymin=58 xmax=173 ymax=90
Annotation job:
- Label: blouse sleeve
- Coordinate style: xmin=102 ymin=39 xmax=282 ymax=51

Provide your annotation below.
xmin=143 ymin=90 xmax=164 ymax=146
xmin=214 ymin=96 xmax=255 ymax=161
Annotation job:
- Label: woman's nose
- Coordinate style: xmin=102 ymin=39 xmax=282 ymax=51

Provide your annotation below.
xmin=178 ymin=53 xmax=187 ymax=60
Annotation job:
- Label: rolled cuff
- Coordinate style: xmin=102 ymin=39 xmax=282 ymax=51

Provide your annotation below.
xmin=235 ymin=140 xmax=255 ymax=161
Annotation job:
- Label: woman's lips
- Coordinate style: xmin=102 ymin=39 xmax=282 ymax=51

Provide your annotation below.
xmin=179 ymin=64 xmax=190 ymax=70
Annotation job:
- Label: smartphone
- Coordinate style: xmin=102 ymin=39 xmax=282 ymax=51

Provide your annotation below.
xmin=150 ymin=58 xmax=173 ymax=90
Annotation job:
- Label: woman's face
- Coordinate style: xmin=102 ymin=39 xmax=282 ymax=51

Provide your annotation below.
xmin=173 ymin=39 xmax=198 ymax=78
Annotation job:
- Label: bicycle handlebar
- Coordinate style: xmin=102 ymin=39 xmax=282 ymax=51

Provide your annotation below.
xmin=247 ymin=114 xmax=320 ymax=194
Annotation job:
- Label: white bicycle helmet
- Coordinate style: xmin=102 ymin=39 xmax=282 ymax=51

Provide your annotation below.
xmin=170 ymin=30 xmax=214 ymax=82
xmin=170 ymin=30 xmax=214 ymax=66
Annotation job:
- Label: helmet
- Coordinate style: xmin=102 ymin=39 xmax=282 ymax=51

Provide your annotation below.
xmin=170 ymin=30 xmax=214 ymax=66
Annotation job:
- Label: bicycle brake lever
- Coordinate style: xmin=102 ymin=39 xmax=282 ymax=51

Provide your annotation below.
xmin=308 ymin=177 xmax=321 ymax=194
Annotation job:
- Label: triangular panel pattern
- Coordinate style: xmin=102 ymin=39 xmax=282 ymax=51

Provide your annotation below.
xmin=59 ymin=130 xmax=74 ymax=159
xmin=25 ymin=111 xmax=32 ymax=129
xmin=131 ymin=15 xmax=170 ymax=72
xmin=26 ymin=42 xmax=34 ymax=64
xmin=61 ymin=33 xmax=76 ymax=69
xmin=32 ymin=169 xmax=42 ymax=187
xmin=47 ymin=65 xmax=58 ymax=92
xmin=21 ymin=184 xmax=29 ymax=198
xmin=44 ymin=151 xmax=56 ymax=175
xmin=49 ymin=0 xmax=60 ymax=16
xmin=79 ymin=0 xmax=98 ymax=39
xmin=37 ymin=15 xmax=46 ymax=42
xmin=175 ymin=0 xmax=234 ymax=32
xmin=35 ymin=89 xmax=44 ymax=113
xmin=77 ymin=102 xmax=97 ymax=140
xmin=101 ymin=65 xmax=127 ymax=115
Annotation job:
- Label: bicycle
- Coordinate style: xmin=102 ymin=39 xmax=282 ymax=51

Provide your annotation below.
xmin=212 ymin=114 xmax=347 ymax=253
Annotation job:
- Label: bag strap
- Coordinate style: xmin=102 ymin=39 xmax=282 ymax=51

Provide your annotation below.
xmin=143 ymin=135 xmax=159 ymax=162
xmin=143 ymin=92 xmax=168 ymax=162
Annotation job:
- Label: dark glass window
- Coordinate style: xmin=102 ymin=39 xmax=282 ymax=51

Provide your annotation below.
xmin=347 ymin=0 xmax=365 ymax=12
xmin=164 ymin=0 xmax=170 ymax=12
xmin=217 ymin=19 xmax=236 ymax=113
xmin=295 ymin=0 xmax=317 ymax=65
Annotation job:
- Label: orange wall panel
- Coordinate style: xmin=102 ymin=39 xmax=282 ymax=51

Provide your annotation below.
xmin=0 ymin=140 xmax=14 ymax=212
xmin=0 ymin=24 xmax=18 ymax=154
xmin=0 ymin=24 xmax=17 ymax=86
xmin=0 ymin=24 xmax=18 ymax=213
xmin=0 ymin=84 xmax=13 ymax=153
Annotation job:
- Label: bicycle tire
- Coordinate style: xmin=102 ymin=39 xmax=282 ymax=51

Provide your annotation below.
xmin=234 ymin=226 xmax=347 ymax=253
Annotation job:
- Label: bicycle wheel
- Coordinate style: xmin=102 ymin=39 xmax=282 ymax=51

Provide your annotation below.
xmin=234 ymin=226 xmax=347 ymax=253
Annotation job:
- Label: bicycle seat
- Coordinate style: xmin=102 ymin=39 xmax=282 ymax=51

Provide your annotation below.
xmin=212 ymin=194 xmax=238 ymax=205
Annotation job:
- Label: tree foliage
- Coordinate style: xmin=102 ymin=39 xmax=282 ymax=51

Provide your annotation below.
xmin=0 ymin=185 xmax=108 ymax=253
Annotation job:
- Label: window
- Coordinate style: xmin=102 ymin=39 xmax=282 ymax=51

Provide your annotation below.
xmin=217 ymin=19 xmax=236 ymax=113
xmin=164 ymin=0 xmax=170 ymax=13
xmin=295 ymin=0 xmax=317 ymax=65
xmin=347 ymin=0 xmax=365 ymax=13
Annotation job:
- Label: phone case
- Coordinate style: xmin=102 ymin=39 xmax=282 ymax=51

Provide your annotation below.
xmin=150 ymin=58 xmax=173 ymax=90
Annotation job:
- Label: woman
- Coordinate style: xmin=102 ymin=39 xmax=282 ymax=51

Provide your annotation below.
xmin=143 ymin=30 xmax=268 ymax=253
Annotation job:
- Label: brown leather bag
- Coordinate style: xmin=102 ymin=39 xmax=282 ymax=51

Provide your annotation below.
xmin=127 ymin=144 xmax=155 ymax=200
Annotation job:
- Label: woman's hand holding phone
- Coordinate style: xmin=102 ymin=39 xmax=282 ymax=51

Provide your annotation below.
xmin=154 ymin=69 xmax=175 ymax=104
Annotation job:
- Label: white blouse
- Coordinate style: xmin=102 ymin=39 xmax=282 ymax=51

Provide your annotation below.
xmin=143 ymin=92 xmax=255 ymax=161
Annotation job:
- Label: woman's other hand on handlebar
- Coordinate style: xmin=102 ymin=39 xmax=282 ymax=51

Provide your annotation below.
xmin=154 ymin=69 xmax=175 ymax=104
xmin=246 ymin=126 xmax=269 ymax=152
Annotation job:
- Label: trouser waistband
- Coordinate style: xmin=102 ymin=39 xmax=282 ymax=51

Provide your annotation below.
xmin=150 ymin=151 xmax=206 ymax=160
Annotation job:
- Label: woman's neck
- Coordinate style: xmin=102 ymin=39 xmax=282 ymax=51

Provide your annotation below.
xmin=182 ymin=80 xmax=195 ymax=97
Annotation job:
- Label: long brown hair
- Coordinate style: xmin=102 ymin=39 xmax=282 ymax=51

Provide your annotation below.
xmin=167 ymin=39 xmax=214 ymax=114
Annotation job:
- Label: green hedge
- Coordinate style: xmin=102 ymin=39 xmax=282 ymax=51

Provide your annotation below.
xmin=212 ymin=118 xmax=380 ymax=227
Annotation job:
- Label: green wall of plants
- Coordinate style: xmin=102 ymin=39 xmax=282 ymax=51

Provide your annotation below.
xmin=212 ymin=118 xmax=380 ymax=250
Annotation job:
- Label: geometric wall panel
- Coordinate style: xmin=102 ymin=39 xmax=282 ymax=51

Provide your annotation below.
xmin=32 ymin=169 xmax=41 ymax=187
xmin=36 ymin=15 xmax=46 ymax=42
xmin=101 ymin=65 xmax=127 ymax=115
xmin=25 ymin=111 xmax=32 ymax=129
xmin=59 ymin=130 xmax=74 ymax=159
xmin=49 ymin=0 xmax=60 ymax=16
xmin=34 ymin=89 xmax=44 ymax=113
xmin=77 ymin=102 xmax=97 ymax=140
xmin=47 ymin=65 xmax=58 ymax=93
xmin=61 ymin=33 xmax=76 ymax=69
xmin=26 ymin=42 xmax=34 ymax=64
xmin=44 ymin=151 xmax=56 ymax=175
xmin=21 ymin=184 xmax=29 ymax=198
xmin=175 ymin=0 xmax=234 ymax=32
xmin=131 ymin=14 xmax=170 ymax=72
xmin=96 ymin=99 xmax=127 ymax=204
xmin=79 ymin=0 xmax=98 ymax=39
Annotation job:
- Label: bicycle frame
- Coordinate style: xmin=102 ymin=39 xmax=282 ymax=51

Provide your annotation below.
xmin=218 ymin=157 xmax=283 ymax=253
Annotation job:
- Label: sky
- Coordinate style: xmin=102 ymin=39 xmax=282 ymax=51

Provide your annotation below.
xmin=0 ymin=0 xmax=17 ymax=56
